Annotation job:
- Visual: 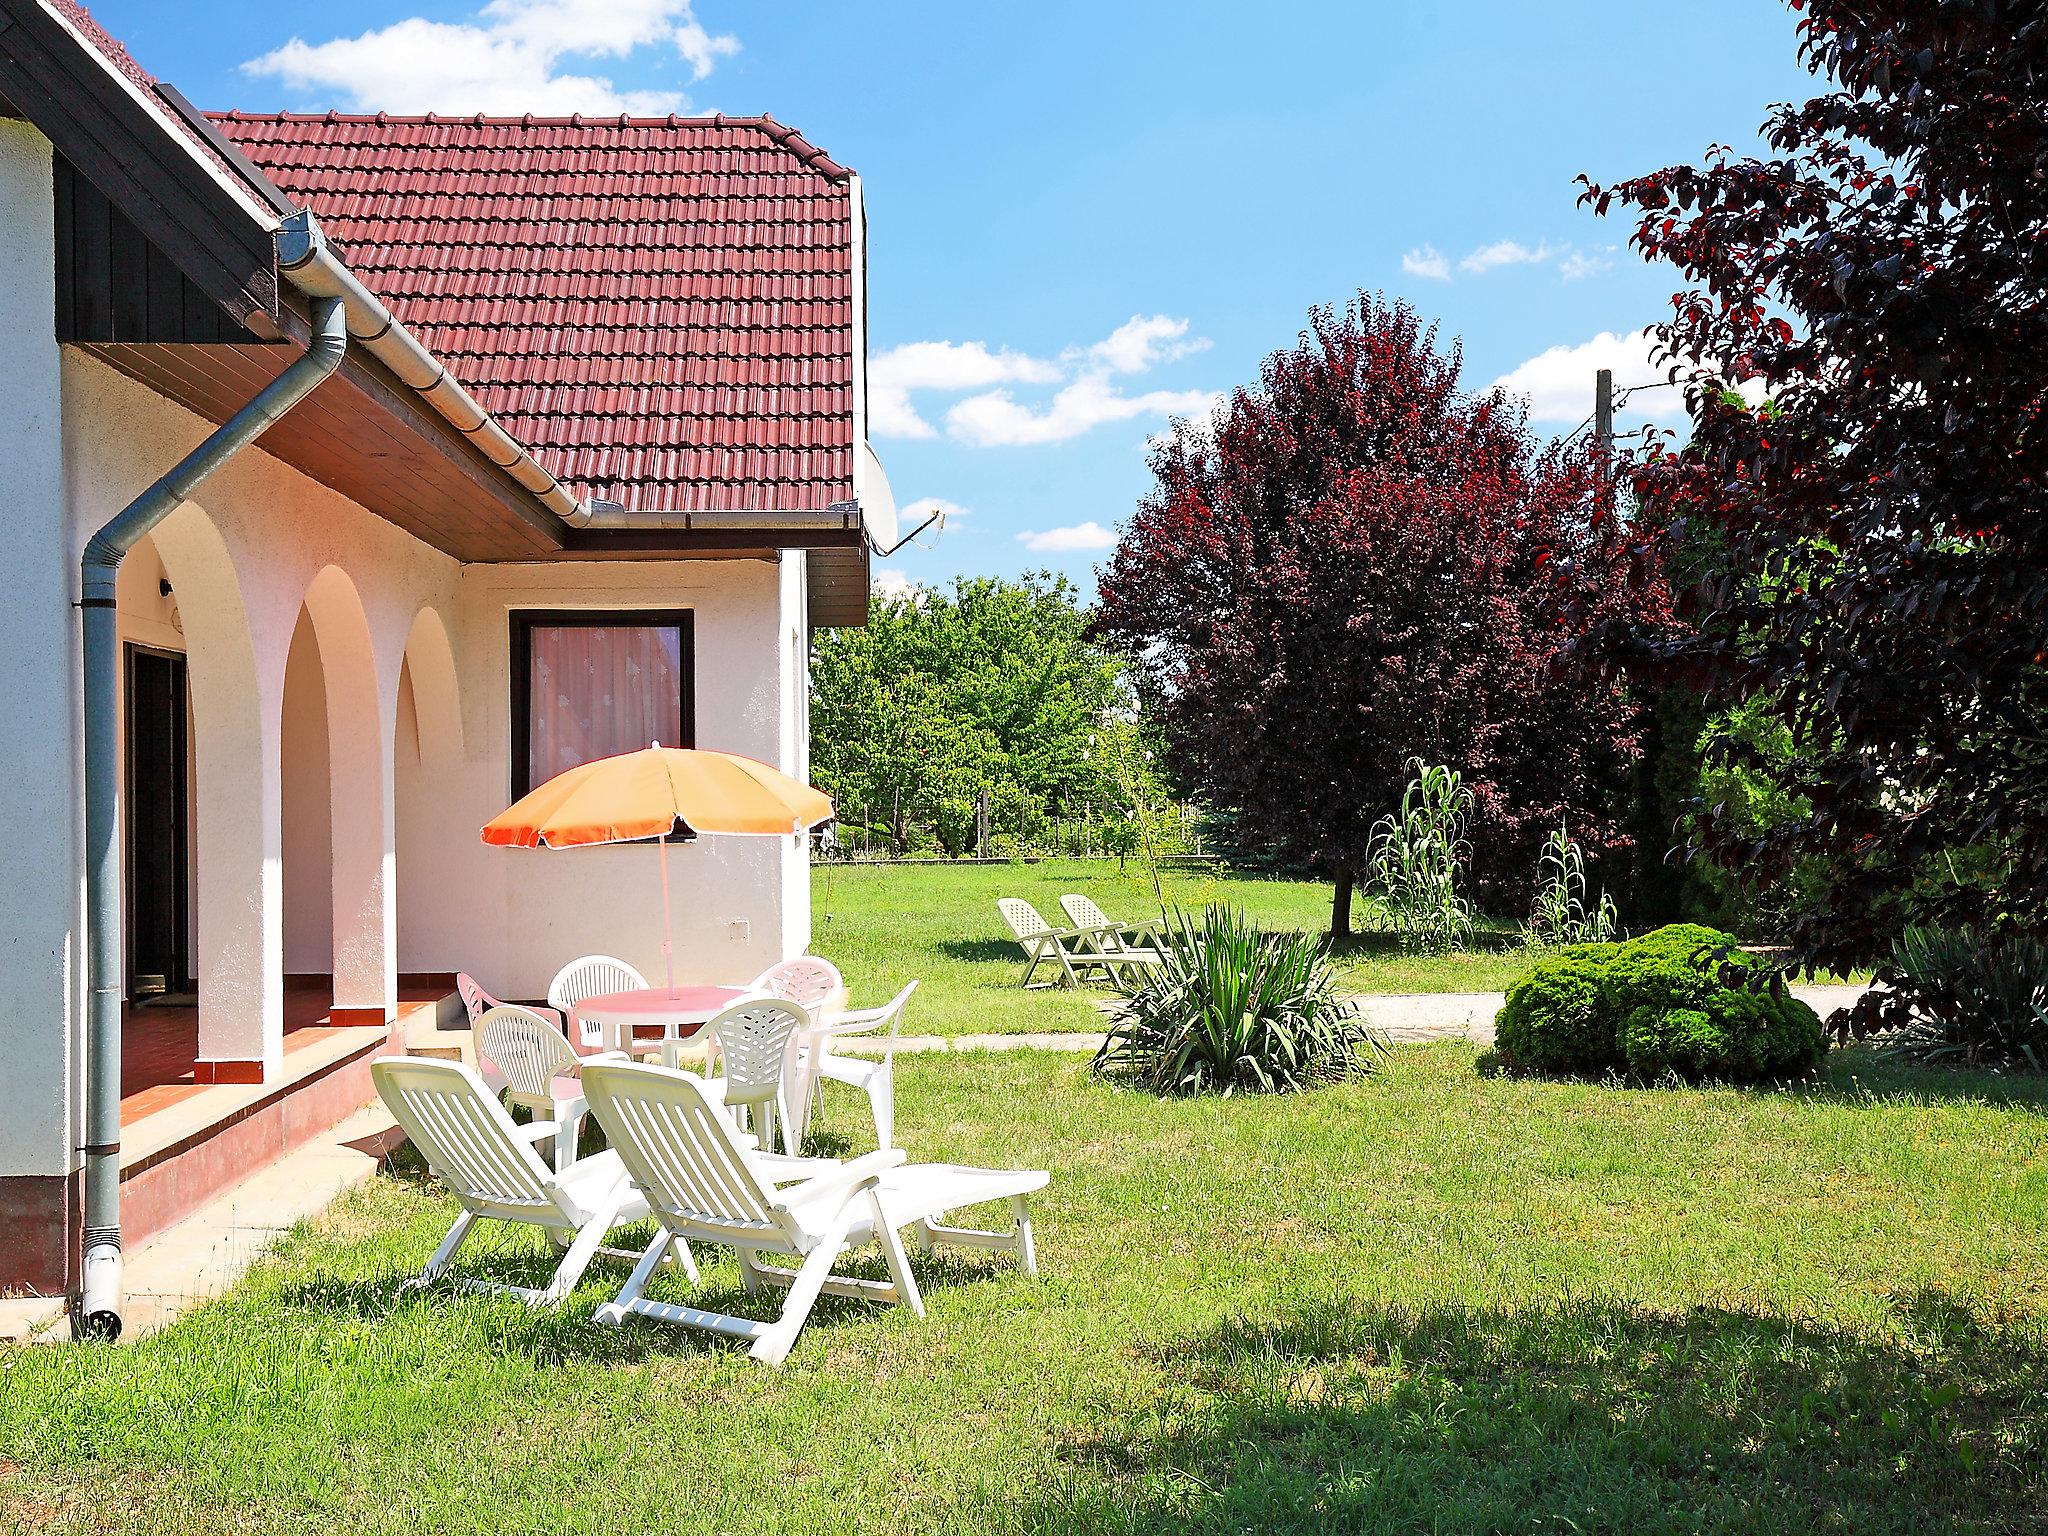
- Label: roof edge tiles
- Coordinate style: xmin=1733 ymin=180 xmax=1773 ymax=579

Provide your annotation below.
xmin=211 ymin=106 xmax=859 ymax=510
xmin=207 ymin=109 xmax=853 ymax=183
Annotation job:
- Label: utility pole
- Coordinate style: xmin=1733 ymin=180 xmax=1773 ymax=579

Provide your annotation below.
xmin=1594 ymin=367 xmax=1614 ymax=455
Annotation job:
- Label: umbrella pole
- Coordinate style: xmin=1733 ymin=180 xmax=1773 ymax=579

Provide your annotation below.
xmin=658 ymin=831 xmax=676 ymax=997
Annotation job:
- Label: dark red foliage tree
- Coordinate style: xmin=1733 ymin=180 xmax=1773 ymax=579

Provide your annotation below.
xmin=1096 ymin=295 xmax=1662 ymax=935
xmin=1580 ymin=1 xmax=2048 ymax=968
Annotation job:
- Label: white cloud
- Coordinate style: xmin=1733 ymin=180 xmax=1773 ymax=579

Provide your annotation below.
xmin=871 ymin=317 xmax=1215 ymax=448
xmin=1559 ymin=248 xmax=1617 ymax=282
xmin=950 ymin=377 xmax=1219 ymax=448
xmin=870 ymin=568 xmax=924 ymax=604
xmin=673 ymin=14 xmax=740 ymax=79
xmin=868 ymin=341 xmax=1060 ymax=440
xmin=242 ymin=0 xmax=738 ymax=115
xmin=1016 ymin=521 xmax=1119 ymax=553
xmin=1460 ymin=239 xmax=1556 ymax=275
xmin=1401 ymin=244 xmax=1451 ymax=282
xmin=1491 ymin=328 xmax=1692 ymax=425
xmin=1082 ymin=314 xmax=1210 ymax=374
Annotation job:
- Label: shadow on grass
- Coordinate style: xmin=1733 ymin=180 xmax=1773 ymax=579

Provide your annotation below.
xmin=1016 ymin=1293 xmax=2048 ymax=1535
xmin=937 ymin=937 xmax=1038 ymax=967
xmin=270 ymin=1221 xmax=1021 ymax=1366
xmin=1799 ymin=1048 xmax=2048 ymax=1116
xmin=1472 ymin=1046 xmax=2048 ymax=1117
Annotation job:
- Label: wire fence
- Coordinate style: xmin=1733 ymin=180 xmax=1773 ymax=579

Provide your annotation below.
xmin=816 ymin=786 xmax=1211 ymax=865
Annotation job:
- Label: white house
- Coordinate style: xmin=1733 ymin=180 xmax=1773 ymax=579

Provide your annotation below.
xmin=0 ymin=0 xmax=892 ymax=1328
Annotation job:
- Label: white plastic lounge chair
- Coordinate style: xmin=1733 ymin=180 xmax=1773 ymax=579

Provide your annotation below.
xmin=806 ymin=982 xmax=917 ymax=1150
xmin=996 ymin=898 xmax=1125 ymax=989
xmin=477 ymin=1005 xmax=630 ymax=1173
xmin=579 ymin=1060 xmax=1048 ymax=1366
xmin=458 ymin=972 xmax=566 ymax=1034
xmin=698 ymin=994 xmax=810 ymax=1155
xmin=371 ymin=1055 xmax=667 ymax=1306
xmin=1058 ymin=894 xmax=1166 ymax=974
xmin=548 ymin=954 xmax=651 ymax=1050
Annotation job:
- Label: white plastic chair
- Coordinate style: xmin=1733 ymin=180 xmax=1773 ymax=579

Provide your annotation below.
xmin=1058 ymin=894 xmax=1166 ymax=974
xmin=547 ymin=954 xmax=651 ymax=1050
xmin=477 ymin=1005 xmax=629 ymax=1173
xmin=807 ymin=982 xmax=918 ymax=1150
xmin=456 ymin=972 xmax=566 ymax=1090
xmin=371 ymin=1056 xmax=669 ymax=1306
xmin=750 ymin=957 xmax=848 ymax=1116
xmin=580 ymin=1060 xmax=1049 ymax=1366
xmin=997 ymin=898 xmax=1124 ymax=988
xmin=701 ymin=995 xmax=809 ymax=1156
xmin=748 ymin=957 xmax=848 ymax=1019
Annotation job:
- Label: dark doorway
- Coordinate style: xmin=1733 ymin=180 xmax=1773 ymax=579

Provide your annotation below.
xmin=127 ymin=645 xmax=193 ymax=1000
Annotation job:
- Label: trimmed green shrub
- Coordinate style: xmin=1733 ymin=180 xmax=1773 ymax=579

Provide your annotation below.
xmin=1494 ymin=923 xmax=1825 ymax=1083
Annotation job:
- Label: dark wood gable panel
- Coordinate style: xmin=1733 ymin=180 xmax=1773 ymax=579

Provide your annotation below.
xmin=0 ymin=0 xmax=277 ymax=334
xmin=53 ymin=155 xmax=244 ymax=343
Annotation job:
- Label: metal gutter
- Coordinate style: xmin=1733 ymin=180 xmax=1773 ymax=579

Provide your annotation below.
xmin=76 ymin=295 xmax=348 ymax=1339
xmin=275 ymin=210 xmax=598 ymax=529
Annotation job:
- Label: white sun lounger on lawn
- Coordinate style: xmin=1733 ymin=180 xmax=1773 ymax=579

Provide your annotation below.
xmin=1058 ymin=894 xmax=1166 ymax=974
xmin=579 ymin=1059 xmax=1048 ymax=1366
xmin=371 ymin=1055 xmax=667 ymax=1307
xmin=997 ymin=897 xmax=1127 ymax=988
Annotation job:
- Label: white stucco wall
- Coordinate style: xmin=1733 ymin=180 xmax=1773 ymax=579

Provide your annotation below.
xmin=0 ymin=144 xmax=815 ymax=1184
xmin=0 ymin=123 xmax=81 ymax=1180
xmin=398 ymin=555 xmax=811 ymax=999
xmin=67 ymin=352 xmax=817 ymax=1010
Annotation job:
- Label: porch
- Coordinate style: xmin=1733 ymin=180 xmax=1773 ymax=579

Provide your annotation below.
xmin=115 ymin=983 xmax=453 ymax=1255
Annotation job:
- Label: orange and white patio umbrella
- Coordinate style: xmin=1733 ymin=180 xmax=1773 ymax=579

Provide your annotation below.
xmin=481 ymin=745 xmax=834 ymax=994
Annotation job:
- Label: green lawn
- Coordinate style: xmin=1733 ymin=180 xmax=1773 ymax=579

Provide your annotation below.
xmin=812 ymin=858 xmax=1535 ymax=1036
xmin=6 ymin=1045 xmax=2047 ymax=1534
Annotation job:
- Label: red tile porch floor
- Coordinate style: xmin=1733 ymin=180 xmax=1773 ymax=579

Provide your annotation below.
xmin=121 ymin=987 xmax=443 ymax=1126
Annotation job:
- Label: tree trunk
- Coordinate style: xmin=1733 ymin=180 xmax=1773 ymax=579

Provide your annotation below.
xmin=1330 ymin=870 xmax=1355 ymax=939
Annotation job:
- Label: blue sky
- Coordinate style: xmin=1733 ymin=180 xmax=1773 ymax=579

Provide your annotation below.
xmin=88 ymin=0 xmax=1815 ymax=598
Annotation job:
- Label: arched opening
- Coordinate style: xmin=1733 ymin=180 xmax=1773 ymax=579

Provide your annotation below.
xmin=279 ymin=606 xmax=332 ymax=990
xmin=394 ymin=605 xmax=464 ymax=978
xmin=120 ymin=503 xmax=277 ymax=1086
xmin=280 ymin=566 xmax=393 ymax=1020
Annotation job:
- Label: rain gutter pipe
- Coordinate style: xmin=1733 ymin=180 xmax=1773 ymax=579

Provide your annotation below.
xmin=77 ymin=292 xmax=348 ymax=1339
xmin=82 ymin=197 xmax=882 ymax=1329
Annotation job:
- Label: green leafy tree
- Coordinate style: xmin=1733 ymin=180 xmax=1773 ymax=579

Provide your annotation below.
xmin=810 ymin=574 xmax=1133 ymax=855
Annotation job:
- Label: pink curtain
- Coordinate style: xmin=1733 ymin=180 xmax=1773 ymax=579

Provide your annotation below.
xmin=527 ymin=623 xmax=685 ymax=786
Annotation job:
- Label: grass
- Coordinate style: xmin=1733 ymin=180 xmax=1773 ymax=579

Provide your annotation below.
xmin=812 ymin=858 xmax=1535 ymax=1036
xmin=4 ymin=1045 xmax=2047 ymax=1533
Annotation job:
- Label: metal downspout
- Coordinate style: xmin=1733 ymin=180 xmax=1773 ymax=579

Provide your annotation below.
xmin=74 ymin=295 xmax=348 ymax=1340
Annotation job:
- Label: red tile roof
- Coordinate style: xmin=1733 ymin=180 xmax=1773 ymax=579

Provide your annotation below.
xmin=45 ymin=0 xmax=262 ymax=196
xmin=212 ymin=111 xmax=857 ymax=514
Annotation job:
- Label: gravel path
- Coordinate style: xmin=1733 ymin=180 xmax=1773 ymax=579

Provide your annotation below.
xmin=855 ymin=983 xmax=1874 ymax=1055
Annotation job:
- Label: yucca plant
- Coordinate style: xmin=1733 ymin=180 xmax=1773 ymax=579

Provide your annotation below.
xmin=1366 ymin=758 xmax=1475 ymax=954
xmin=1094 ymin=904 xmax=1385 ymax=1095
xmin=1867 ymin=926 xmax=2048 ymax=1070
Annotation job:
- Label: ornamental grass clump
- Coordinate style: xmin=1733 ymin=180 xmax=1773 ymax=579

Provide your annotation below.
xmin=1094 ymin=904 xmax=1384 ymax=1095
xmin=1492 ymin=923 xmax=1825 ymax=1084
xmin=1838 ymin=926 xmax=2048 ymax=1071
xmin=1367 ymin=759 xmax=1476 ymax=955
xmin=1527 ymin=823 xmax=1618 ymax=948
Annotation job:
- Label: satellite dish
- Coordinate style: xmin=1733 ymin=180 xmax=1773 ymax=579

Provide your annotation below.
xmin=857 ymin=439 xmax=899 ymax=551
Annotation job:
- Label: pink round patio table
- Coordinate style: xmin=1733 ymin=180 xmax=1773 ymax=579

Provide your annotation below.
xmin=573 ymin=985 xmax=748 ymax=1058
